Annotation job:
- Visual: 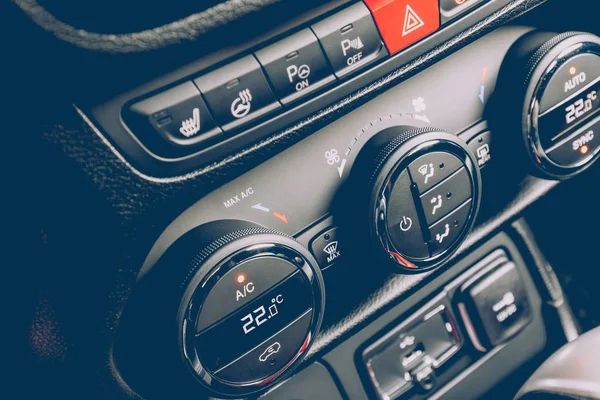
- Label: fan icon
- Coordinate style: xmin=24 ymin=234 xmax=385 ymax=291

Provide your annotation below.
xmin=325 ymin=149 xmax=341 ymax=165
xmin=412 ymin=97 xmax=427 ymax=112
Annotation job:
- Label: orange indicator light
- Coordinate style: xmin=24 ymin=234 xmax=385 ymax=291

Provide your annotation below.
xmin=580 ymin=145 xmax=589 ymax=155
xmin=237 ymin=274 xmax=246 ymax=284
xmin=569 ymin=66 xmax=577 ymax=75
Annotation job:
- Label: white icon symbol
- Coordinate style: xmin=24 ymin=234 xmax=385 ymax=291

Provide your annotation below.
xmin=286 ymin=64 xmax=311 ymax=92
xmin=476 ymin=143 xmax=491 ymax=167
xmin=259 ymin=342 xmax=281 ymax=362
xmin=412 ymin=97 xmax=427 ymax=112
xmin=479 ymin=85 xmax=486 ymax=104
xmin=436 ymin=224 xmax=450 ymax=244
xmin=493 ymin=292 xmax=518 ymax=322
xmin=323 ymin=241 xmax=341 ymax=263
xmin=230 ymin=88 xmax=252 ymax=119
xmin=337 ymin=158 xmax=347 ymax=178
xmin=341 ymin=36 xmax=364 ymax=66
xmin=341 ymin=36 xmax=364 ymax=56
xmin=402 ymin=4 xmax=425 ymax=37
xmin=179 ymin=108 xmax=201 ymax=137
xmin=572 ymin=130 xmax=594 ymax=151
xmin=325 ymin=149 xmax=341 ymax=165
xmin=418 ymin=163 xmax=435 ymax=184
xmin=399 ymin=335 xmax=415 ymax=350
xmin=430 ymin=195 xmax=443 ymax=215
xmin=399 ymin=216 xmax=413 ymax=232
xmin=251 ymin=203 xmax=270 ymax=213
xmin=236 ymin=282 xmax=255 ymax=302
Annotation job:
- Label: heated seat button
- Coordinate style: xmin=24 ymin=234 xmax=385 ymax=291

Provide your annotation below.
xmin=194 ymin=56 xmax=281 ymax=131
xmin=420 ymin=168 xmax=472 ymax=226
xmin=311 ymin=2 xmax=387 ymax=78
xmin=459 ymin=261 xmax=532 ymax=349
xmin=539 ymin=54 xmax=600 ymax=114
xmin=428 ymin=199 xmax=472 ymax=256
xmin=386 ymin=170 xmax=430 ymax=260
xmin=408 ymin=152 xmax=463 ymax=193
xmin=216 ymin=310 xmax=312 ymax=382
xmin=256 ymin=29 xmax=336 ymax=104
xmin=440 ymin=0 xmax=486 ymax=23
xmin=128 ymin=82 xmax=221 ymax=147
xmin=364 ymin=0 xmax=440 ymax=55
xmin=196 ymin=257 xmax=297 ymax=331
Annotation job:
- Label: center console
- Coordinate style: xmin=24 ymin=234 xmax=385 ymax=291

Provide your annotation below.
xmin=104 ymin=1 xmax=599 ymax=399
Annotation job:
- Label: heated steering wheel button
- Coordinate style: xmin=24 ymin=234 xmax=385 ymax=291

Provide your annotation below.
xmin=256 ymin=29 xmax=335 ymax=104
xmin=216 ymin=310 xmax=313 ymax=383
xmin=408 ymin=152 xmax=463 ymax=193
xmin=386 ymin=170 xmax=430 ymax=260
xmin=428 ymin=200 xmax=472 ymax=256
xmin=194 ymin=56 xmax=281 ymax=131
xmin=420 ymin=167 xmax=471 ymax=226
xmin=128 ymin=82 xmax=221 ymax=147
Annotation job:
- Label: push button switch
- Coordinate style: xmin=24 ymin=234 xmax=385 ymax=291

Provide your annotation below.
xmin=195 ymin=257 xmax=297 ymax=331
xmin=459 ymin=260 xmax=532 ymax=350
xmin=128 ymin=82 xmax=221 ymax=147
xmin=408 ymin=152 xmax=463 ymax=193
xmin=311 ymin=2 xmax=387 ymax=78
xmin=440 ymin=0 xmax=487 ymax=23
xmin=256 ymin=29 xmax=336 ymax=104
xmin=428 ymin=199 xmax=472 ymax=256
xmin=216 ymin=310 xmax=312 ymax=382
xmin=547 ymin=117 xmax=600 ymax=167
xmin=385 ymin=170 xmax=430 ymax=260
xmin=419 ymin=168 xmax=472 ymax=226
xmin=310 ymin=227 xmax=344 ymax=270
xmin=539 ymin=54 xmax=600 ymax=114
xmin=194 ymin=56 xmax=281 ymax=131
xmin=364 ymin=0 xmax=440 ymax=55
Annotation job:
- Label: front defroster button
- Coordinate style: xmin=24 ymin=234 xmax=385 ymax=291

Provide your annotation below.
xmin=194 ymin=56 xmax=281 ymax=132
xmin=311 ymin=2 xmax=387 ymax=78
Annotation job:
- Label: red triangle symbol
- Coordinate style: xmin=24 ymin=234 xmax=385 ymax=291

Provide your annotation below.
xmin=402 ymin=4 xmax=425 ymax=37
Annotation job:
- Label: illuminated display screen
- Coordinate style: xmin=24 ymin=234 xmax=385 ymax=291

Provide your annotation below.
xmin=195 ymin=272 xmax=311 ymax=372
xmin=539 ymin=79 xmax=600 ymax=149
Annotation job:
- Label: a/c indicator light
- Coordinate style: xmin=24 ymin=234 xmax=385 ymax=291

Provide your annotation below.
xmin=569 ymin=66 xmax=577 ymax=75
xmin=580 ymin=145 xmax=589 ymax=155
xmin=236 ymin=274 xmax=246 ymax=284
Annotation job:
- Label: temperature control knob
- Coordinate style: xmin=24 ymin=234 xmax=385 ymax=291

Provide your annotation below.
xmin=351 ymin=125 xmax=481 ymax=273
xmin=144 ymin=220 xmax=324 ymax=398
xmin=498 ymin=31 xmax=600 ymax=178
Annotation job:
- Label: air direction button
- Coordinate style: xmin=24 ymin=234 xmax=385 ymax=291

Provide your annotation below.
xmin=311 ymin=2 xmax=387 ymax=78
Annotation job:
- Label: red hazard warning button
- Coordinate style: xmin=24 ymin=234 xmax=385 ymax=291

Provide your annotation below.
xmin=364 ymin=0 xmax=440 ymax=55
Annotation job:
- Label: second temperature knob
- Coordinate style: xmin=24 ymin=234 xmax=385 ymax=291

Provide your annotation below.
xmin=352 ymin=126 xmax=481 ymax=273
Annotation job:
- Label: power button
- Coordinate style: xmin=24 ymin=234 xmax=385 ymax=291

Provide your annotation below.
xmin=385 ymin=169 xmax=430 ymax=260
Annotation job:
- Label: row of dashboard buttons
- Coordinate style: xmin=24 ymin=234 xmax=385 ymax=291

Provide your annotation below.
xmin=386 ymin=152 xmax=473 ymax=260
xmin=126 ymin=0 xmax=488 ymax=154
